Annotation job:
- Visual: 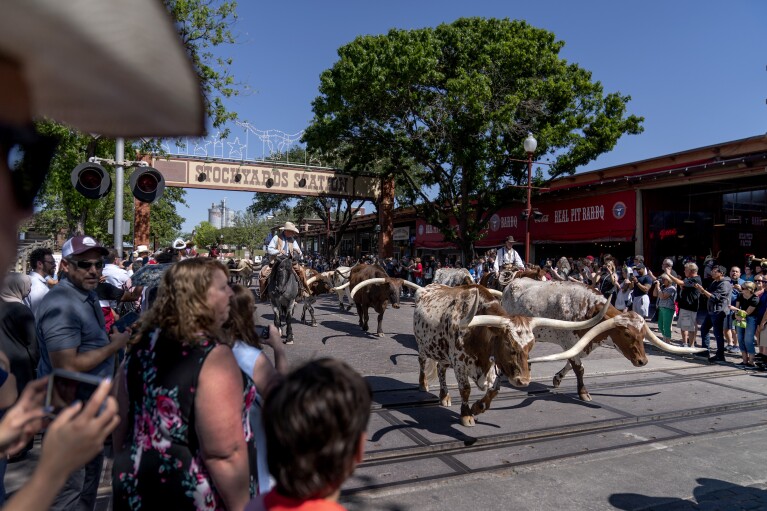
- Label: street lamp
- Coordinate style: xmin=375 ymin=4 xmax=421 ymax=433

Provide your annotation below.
xmin=523 ymin=132 xmax=537 ymax=265
xmin=373 ymin=224 xmax=381 ymax=258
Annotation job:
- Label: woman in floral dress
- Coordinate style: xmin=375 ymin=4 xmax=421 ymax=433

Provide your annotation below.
xmin=113 ymin=258 xmax=256 ymax=510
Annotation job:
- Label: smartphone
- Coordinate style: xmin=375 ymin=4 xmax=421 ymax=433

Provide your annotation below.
xmin=113 ymin=311 xmax=140 ymax=333
xmin=45 ymin=369 xmax=104 ymax=415
xmin=258 ymin=325 xmax=270 ymax=339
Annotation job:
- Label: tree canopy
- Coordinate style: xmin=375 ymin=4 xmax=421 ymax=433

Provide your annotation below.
xmin=28 ymin=0 xmax=241 ymax=248
xmin=303 ymin=17 xmax=644 ymax=259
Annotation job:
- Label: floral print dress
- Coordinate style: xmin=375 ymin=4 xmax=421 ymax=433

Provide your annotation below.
xmin=113 ymin=330 xmax=257 ymax=510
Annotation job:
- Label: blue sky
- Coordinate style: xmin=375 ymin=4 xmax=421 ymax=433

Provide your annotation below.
xmin=178 ymin=0 xmax=766 ymax=232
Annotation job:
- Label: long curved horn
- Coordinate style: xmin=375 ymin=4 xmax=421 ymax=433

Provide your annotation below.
xmin=459 ymin=288 xmax=480 ymax=328
xmin=334 ymin=268 xmax=351 ymax=279
xmin=330 ymin=281 xmax=350 ymax=292
xmin=644 ymin=324 xmax=707 ymax=354
xmin=528 ymin=298 xmax=610 ymax=331
xmin=350 ymin=278 xmax=387 ymax=299
xmin=487 ymin=288 xmax=503 ymax=298
xmin=465 ymin=314 xmax=509 ymax=329
xmin=402 ymin=280 xmax=422 ymax=292
xmin=529 ymin=317 xmax=620 ymax=362
xmin=305 ymin=275 xmax=319 ymax=286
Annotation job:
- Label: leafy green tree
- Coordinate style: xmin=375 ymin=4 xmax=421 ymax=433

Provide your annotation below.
xmin=229 ymin=210 xmax=271 ymax=256
xmin=28 ymin=0 xmax=241 ymax=246
xmin=165 ymin=0 xmax=240 ymax=133
xmin=303 ymin=17 xmax=644 ymax=260
xmin=192 ymin=221 xmax=219 ymax=253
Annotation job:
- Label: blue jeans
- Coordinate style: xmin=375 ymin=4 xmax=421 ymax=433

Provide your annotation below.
xmin=700 ymin=311 xmax=726 ymax=358
xmin=49 ymin=450 xmax=104 ymax=511
xmin=737 ymin=316 xmax=757 ymax=355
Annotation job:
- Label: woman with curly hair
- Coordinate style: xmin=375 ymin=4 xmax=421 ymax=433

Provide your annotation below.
xmin=112 ymin=258 xmax=255 ymax=510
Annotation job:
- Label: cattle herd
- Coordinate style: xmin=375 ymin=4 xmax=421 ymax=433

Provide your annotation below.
xmin=280 ymin=263 xmax=705 ymax=427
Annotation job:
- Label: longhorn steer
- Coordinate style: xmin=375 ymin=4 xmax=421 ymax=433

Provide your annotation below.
xmin=348 ymin=264 xmax=420 ymax=336
xmin=501 ymin=279 xmax=704 ymax=401
xmin=414 ymin=284 xmax=609 ymax=426
xmin=329 ymin=266 xmax=354 ymax=311
xmin=301 ymin=269 xmax=333 ymax=326
xmin=433 ymin=267 xmax=474 ymax=286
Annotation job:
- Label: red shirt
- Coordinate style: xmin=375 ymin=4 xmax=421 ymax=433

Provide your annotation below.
xmin=245 ymin=490 xmax=347 ymax=511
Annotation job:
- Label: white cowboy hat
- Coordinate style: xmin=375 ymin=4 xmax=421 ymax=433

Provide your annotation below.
xmin=172 ymin=238 xmax=186 ymax=250
xmin=279 ymin=221 xmax=300 ymax=234
xmin=136 ymin=245 xmax=149 ymax=254
xmin=0 ymin=0 xmax=204 ymax=137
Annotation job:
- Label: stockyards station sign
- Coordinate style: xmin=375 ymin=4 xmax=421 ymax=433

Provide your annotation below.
xmin=150 ymin=157 xmax=380 ymax=200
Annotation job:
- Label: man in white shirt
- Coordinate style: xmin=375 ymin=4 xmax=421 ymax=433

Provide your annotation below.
xmin=259 ymin=221 xmax=309 ymax=300
xmin=25 ymin=247 xmax=56 ymax=316
xmin=101 ymin=249 xmax=131 ymax=309
xmin=493 ymin=235 xmax=525 ymax=272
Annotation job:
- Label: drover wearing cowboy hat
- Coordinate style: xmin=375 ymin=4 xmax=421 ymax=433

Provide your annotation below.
xmin=493 ymin=235 xmax=525 ymax=272
xmin=259 ymin=221 xmax=311 ymax=301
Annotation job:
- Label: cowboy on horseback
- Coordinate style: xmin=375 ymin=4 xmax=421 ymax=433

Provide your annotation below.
xmin=258 ymin=221 xmax=311 ymax=301
xmin=480 ymin=235 xmax=526 ymax=291
xmin=493 ymin=235 xmax=525 ymax=272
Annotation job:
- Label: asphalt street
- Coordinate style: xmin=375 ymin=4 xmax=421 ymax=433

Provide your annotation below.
xmin=6 ymin=293 xmax=767 ymax=510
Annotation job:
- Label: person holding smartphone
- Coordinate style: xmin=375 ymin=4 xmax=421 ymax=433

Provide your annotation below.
xmin=35 ymin=235 xmax=133 ymax=510
xmin=226 ymin=284 xmax=289 ymax=494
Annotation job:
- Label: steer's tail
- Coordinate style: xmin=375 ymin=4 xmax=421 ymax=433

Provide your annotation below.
xmin=424 ymin=358 xmax=438 ymax=385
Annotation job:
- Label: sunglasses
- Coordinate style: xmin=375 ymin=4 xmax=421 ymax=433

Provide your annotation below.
xmin=69 ymin=259 xmax=104 ymax=271
xmin=1 ymin=123 xmax=60 ymax=210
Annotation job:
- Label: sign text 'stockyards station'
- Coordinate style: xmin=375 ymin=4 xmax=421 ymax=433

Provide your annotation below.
xmin=150 ymin=157 xmax=380 ymax=200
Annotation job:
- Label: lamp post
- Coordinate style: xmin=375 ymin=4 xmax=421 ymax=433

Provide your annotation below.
xmin=523 ymin=133 xmax=537 ymax=265
xmin=373 ymin=224 xmax=381 ymax=258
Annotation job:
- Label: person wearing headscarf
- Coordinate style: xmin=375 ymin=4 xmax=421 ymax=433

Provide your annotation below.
xmin=0 ymin=274 xmax=39 ymax=398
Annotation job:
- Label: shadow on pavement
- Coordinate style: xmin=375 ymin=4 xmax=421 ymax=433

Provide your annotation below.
xmin=365 ymin=376 xmax=479 ymax=445
xmin=609 ymin=477 xmax=767 ymax=510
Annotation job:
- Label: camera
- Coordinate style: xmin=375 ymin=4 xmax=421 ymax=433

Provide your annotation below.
xmin=45 ymin=369 xmax=104 ymax=415
xmin=258 ymin=325 xmax=270 ymax=339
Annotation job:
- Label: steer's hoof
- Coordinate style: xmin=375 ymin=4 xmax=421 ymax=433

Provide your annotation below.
xmin=361 ymin=325 xmax=368 ymax=332
xmin=552 ymin=376 xmax=563 ymax=388
xmin=311 ymin=321 xmax=317 ymax=327
xmin=283 ymin=339 xmax=294 ymax=345
xmin=460 ymin=415 xmax=476 ymax=427
xmin=377 ymin=332 xmax=384 ymax=338
xmin=440 ymin=395 xmax=451 ymax=407
xmin=345 ymin=305 xmax=353 ymax=311
xmin=418 ymin=384 xmax=429 ymax=393
xmin=578 ymin=392 xmax=592 ymax=402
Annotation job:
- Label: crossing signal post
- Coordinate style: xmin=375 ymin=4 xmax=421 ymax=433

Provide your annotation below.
xmin=71 ymin=154 xmax=166 ymax=256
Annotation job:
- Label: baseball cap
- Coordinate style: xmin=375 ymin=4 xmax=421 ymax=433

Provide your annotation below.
xmin=714 ymin=265 xmax=727 ymax=274
xmin=61 ymin=235 xmax=109 ymax=258
xmin=634 ymin=263 xmax=645 ymax=270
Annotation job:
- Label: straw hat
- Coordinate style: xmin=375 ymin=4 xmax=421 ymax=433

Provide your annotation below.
xmin=0 ymin=0 xmax=204 ymax=137
xmin=279 ymin=221 xmax=300 ymax=234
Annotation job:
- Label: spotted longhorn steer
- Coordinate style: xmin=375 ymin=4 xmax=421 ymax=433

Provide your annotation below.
xmin=347 ymin=264 xmax=421 ymax=337
xmin=414 ymin=284 xmax=609 ymax=427
xmin=301 ymin=269 xmax=333 ymax=326
xmin=500 ymin=279 xmax=704 ymax=401
xmin=329 ymin=266 xmax=354 ymax=311
xmin=433 ymin=267 xmax=474 ymax=286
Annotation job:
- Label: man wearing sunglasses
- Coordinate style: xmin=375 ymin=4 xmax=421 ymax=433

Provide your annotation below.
xmin=34 ymin=235 xmax=132 ymax=509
